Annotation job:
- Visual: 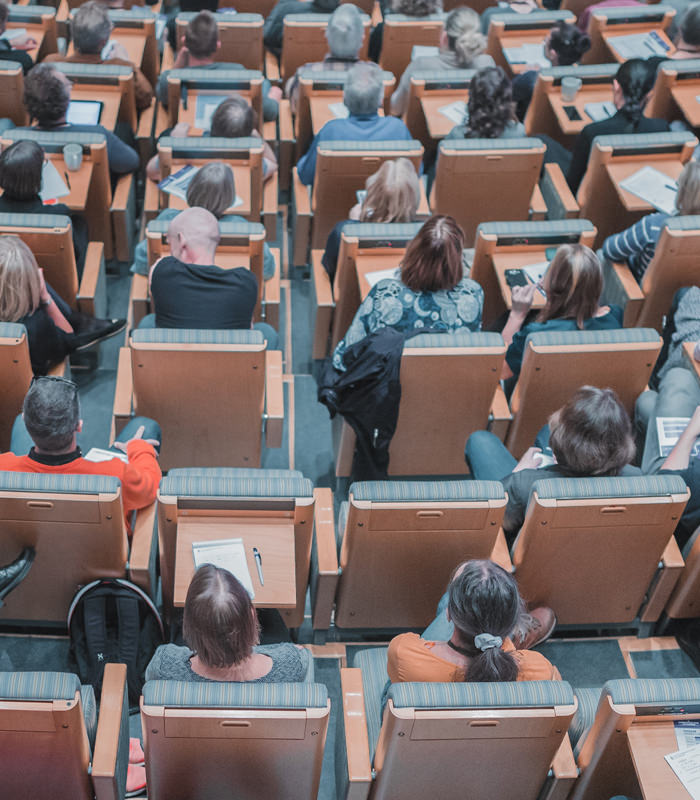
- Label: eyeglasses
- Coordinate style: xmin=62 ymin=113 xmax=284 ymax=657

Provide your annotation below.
xmin=30 ymin=375 xmax=78 ymax=393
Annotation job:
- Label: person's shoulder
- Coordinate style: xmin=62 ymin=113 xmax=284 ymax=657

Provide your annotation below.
xmin=389 ymin=632 xmax=425 ymax=655
xmin=148 ymin=644 xmax=193 ymax=677
xmin=513 ymin=648 xmax=559 ymax=680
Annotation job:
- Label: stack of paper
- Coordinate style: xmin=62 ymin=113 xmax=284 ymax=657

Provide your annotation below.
xmin=584 ymin=101 xmax=616 ymax=122
xmin=39 ymin=160 xmax=70 ymax=203
xmin=438 ymin=100 xmax=468 ymax=125
xmin=607 ymin=31 xmax=670 ymax=59
xmin=665 ymin=744 xmax=700 ymax=798
xmin=192 ymin=538 xmax=255 ymax=599
xmin=619 ymin=166 xmax=678 ymax=215
xmin=328 ymin=101 xmax=349 ymax=119
xmin=2 ymin=28 xmax=27 ymax=42
xmin=503 ymin=43 xmax=550 ymax=68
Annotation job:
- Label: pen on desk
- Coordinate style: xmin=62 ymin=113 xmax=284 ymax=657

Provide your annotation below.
xmin=64 ymin=171 xmax=71 ymax=191
xmin=253 ymin=547 xmax=264 ymax=586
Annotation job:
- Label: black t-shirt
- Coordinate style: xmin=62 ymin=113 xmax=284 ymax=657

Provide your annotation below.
xmin=18 ymin=306 xmax=73 ymax=375
xmin=150 ymin=255 xmax=259 ymax=330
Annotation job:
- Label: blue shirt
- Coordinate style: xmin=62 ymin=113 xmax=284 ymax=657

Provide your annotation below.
xmin=296 ymin=113 xmax=414 ymax=186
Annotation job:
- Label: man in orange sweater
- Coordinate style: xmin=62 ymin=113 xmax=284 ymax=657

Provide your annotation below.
xmin=0 ymin=376 xmax=161 ymax=522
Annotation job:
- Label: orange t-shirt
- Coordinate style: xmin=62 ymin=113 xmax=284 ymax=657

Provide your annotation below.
xmin=387 ymin=632 xmax=561 ymax=683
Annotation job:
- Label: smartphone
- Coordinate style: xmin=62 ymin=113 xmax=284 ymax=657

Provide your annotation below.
xmin=563 ymin=105 xmax=582 ymax=121
xmin=505 ymin=269 xmax=528 ymax=288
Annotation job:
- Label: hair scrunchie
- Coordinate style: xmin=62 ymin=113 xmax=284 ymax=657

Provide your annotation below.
xmin=474 ymin=633 xmax=503 ymax=652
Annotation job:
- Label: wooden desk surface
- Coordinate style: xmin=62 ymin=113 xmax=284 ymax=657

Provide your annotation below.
xmin=548 ymin=86 xmax=614 ymax=137
xmin=607 ymin=159 xmax=684 ymax=213
xmin=493 ymin=251 xmax=548 ymax=311
xmin=627 ymin=723 xmax=693 ymax=799
xmin=420 ymin=92 xmax=467 ymax=139
xmin=309 ymin=95 xmax=386 ymax=135
xmin=499 ymin=31 xmax=551 ymax=76
xmin=173 ymin=514 xmax=297 ymax=608
xmin=67 ymin=30 xmax=146 ymax=71
xmin=683 ymin=341 xmax=700 ymax=382
xmin=177 ymin=90 xmax=255 ymax=128
xmin=70 ymin=86 xmax=121 ymax=132
xmin=6 ymin=22 xmax=44 ymax=63
xmin=671 ymin=84 xmax=700 ymax=129
xmin=47 ymin=154 xmax=93 ymax=211
xmin=164 ymin=161 xmax=253 ymax=215
xmin=355 ymin=251 xmax=403 ymax=299
xmin=604 ymin=28 xmax=675 ymax=63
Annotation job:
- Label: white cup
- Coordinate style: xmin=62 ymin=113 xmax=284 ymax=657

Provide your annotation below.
xmin=561 ymin=76 xmax=582 ymax=103
xmin=63 ymin=143 xmax=83 ymax=171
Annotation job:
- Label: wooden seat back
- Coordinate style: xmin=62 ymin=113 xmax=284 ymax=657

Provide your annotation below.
xmin=379 ymin=13 xmax=445 ymax=79
xmin=175 ymin=12 xmax=264 ymax=71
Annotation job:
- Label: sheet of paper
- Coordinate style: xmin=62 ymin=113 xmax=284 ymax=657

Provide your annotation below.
xmin=192 ymin=537 xmax=255 ymax=599
xmin=2 ymin=28 xmax=27 ymax=42
xmin=411 ymin=45 xmax=439 ymax=60
xmin=584 ymin=101 xmax=616 ymax=122
xmin=194 ymin=93 xmax=230 ymax=130
xmin=619 ymin=165 xmax=678 ymax=215
xmin=84 ymin=447 xmax=129 ymax=464
xmin=676 ymin=721 xmax=700 ymax=751
xmin=328 ymin=101 xmax=349 ymax=119
xmin=504 ymin=43 xmax=550 ymax=68
xmin=39 ymin=159 xmax=70 ymax=202
xmin=665 ymin=744 xmax=700 ymax=799
xmin=607 ymin=31 xmax=670 ymax=59
xmin=155 ymin=16 xmax=167 ymax=41
xmin=438 ymin=100 xmax=468 ymax=125
xmin=365 ymin=266 xmax=401 ymax=288
xmin=520 ymin=261 xmax=549 ymax=285
xmin=657 ymin=417 xmax=700 ymax=458
xmin=159 ymin=164 xmax=201 ymax=200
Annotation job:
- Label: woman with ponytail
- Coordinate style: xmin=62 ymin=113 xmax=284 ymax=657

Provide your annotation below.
xmin=387 ymin=560 xmax=560 ymax=683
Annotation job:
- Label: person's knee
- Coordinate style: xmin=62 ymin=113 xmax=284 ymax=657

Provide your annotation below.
xmin=464 ymin=429 xmax=497 ymax=465
xmin=635 ymin=390 xmax=658 ymax=430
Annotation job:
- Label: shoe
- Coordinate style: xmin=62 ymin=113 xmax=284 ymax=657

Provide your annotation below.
xmin=0 ymin=547 xmax=36 ymax=607
xmin=71 ymin=318 xmax=127 ymax=352
xmin=511 ymin=606 xmax=556 ymax=650
xmin=126 ymin=764 xmax=146 ymax=797
xmin=129 ymin=737 xmax=145 ymax=765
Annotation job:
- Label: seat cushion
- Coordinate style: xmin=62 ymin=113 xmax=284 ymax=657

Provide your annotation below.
xmin=533 ymin=474 xmax=688 ymax=502
xmin=604 ymin=677 xmax=700 ymax=706
xmin=570 ymin=687 xmax=601 ymax=756
xmin=353 ymin=647 xmax=390 ymax=760
xmin=159 ymin=473 xmax=313 ymax=499
xmin=0 ymin=671 xmax=81 ymax=700
xmin=80 ymin=684 xmax=98 ymax=751
xmin=350 ymin=480 xmax=506 ymax=503
xmin=142 ymin=680 xmax=328 ymax=708
xmin=0 ymin=473 xmax=120 ymax=494
xmin=167 ymin=468 xmax=304 ymax=480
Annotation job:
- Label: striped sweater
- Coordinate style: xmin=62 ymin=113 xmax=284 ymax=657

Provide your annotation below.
xmin=601 ymin=212 xmax=669 ymax=283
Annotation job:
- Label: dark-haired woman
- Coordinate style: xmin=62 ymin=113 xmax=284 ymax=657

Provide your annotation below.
xmin=145 ymin=564 xmax=309 ymax=682
xmin=331 ymin=215 xmax=484 ymax=370
xmin=388 ymin=560 xmax=560 ymax=683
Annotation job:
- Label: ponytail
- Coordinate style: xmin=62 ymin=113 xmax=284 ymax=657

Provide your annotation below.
xmin=444 ymin=7 xmax=486 ymax=67
xmin=616 ymin=58 xmax=655 ymax=124
xmin=453 ymin=29 xmax=487 ymax=66
xmin=466 ymin=646 xmax=519 ymax=683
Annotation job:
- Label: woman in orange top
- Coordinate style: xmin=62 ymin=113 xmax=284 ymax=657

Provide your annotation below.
xmin=388 ymin=560 xmax=560 ymax=683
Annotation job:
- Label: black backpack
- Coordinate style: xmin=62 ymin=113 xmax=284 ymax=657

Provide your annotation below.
xmin=68 ymin=578 xmax=165 ymax=708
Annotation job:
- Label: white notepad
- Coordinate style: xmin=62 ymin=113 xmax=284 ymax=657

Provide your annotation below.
xmin=328 ymin=101 xmax=349 ymax=119
xmin=520 ymin=261 xmax=549 ymax=285
xmin=438 ymin=100 xmax=467 ymax=125
xmin=607 ymin=31 xmax=670 ymax=59
xmin=39 ymin=159 xmax=70 ymax=202
xmin=583 ymin=101 xmax=616 ymax=122
xmin=84 ymin=447 xmax=128 ymax=464
xmin=503 ymin=43 xmax=550 ymax=68
xmin=192 ymin=537 xmax=255 ymax=599
xmin=665 ymin=744 xmax=700 ymax=799
xmin=619 ymin=166 xmax=678 ymax=215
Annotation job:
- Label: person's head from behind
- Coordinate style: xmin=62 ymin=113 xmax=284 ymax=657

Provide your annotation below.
xmin=23 ymin=376 xmax=81 ymax=453
xmin=676 ymin=160 xmax=700 ymax=215
xmin=466 ymin=66 xmax=515 ymax=139
xmin=185 ymin=161 xmax=235 ymax=218
xmin=448 ymin=559 xmax=522 ymax=682
xmin=343 ymin=62 xmax=384 ymax=116
xmin=391 ymin=0 xmax=442 ymax=15
xmin=24 ymin=63 xmax=72 ymax=126
xmin=209 ymin=94 xmax=256 ymax=138
xmin=185 ymin=10 xmax=219 ymax=60
xmin=679 ymin=3 xmax=700 ymax=48
xmin=613 ymin=58 xmax=655 ymax=117
xmin=538 ymin=243 xmax=602 ymax=328
xmin=443 ymin=6 xmax=486 ymax=67
xmin=71 ymin=0 xmax=113 ymax=55
xmin=360 ymin=157 xmax=420 ymax=223
xmin=326 ymin=4 xmax=364 ymax=59
xmin=0 ymin=2 xmax=8 ymax=36
xmin=0 ymin=235 xmax=41 ymax=322
xmin=183 ymin=564 xmax=258 ymax=669
xmin=548 ymin=386 xmax=635 ymax=476
xmin=400 ymin=214 xmax=464 ymax=292
xmin=167 ymin=207 xmax=220 ymax=264
xmin=545 ymin=21 xmax=590 ymax=66
xmin=0 ymin=140 xmax=45 ymax=201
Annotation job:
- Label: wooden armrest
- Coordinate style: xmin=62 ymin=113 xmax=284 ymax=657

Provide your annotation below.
xmin=91 ymin=663 xmax=128 ymax=800
xmin=77 ymin=242 xmax=106 ymax=318
xmin=488 ymin=384 xmax=512 ymax=442
xmin=262 ymin=119 xmax=276 ymax=145
xmin=263 ymin=170 xmax=279 ymax=241
xmin=264 ymin=348 xmax=284 ymax=448
xmin=143 ymin=178 xmax=160 ymax=223
xmin=128 ymin=501 xmax=157 ymax=596
xmin=153 ymin=101 xmax=171 ymax=140
xmin=160 ymin=43 xmax=174 ymax=73
xmin=265 ymin=50 xmax=280 ymax=82
xmin=291 ymin=167 xmax=312 ymax=267
xmin=312 ymin=249 xmax=335 ymax=360
xmin=278 ymin=98 xmax=294 ymax=192
xmin=490 ymin=528 xmax=514 ymax=573
xmin=529 ymin=182 xmax=547 ymax=221
xmin=129 ymin=274 xmax=151 ymax=330
xmin=417 ymin=176 xmax=431 ymax=218
xmin=602 ymin=259 xmax=645 ymax=327
xmin=540 ymin=163 xmax=580 ymax=220
xmin=262 ymin=250 xmax=281 ymax=330
xmin=111 ymin=347 xmax=133 ymax=441
xmin=311 ymin=487 xmax=339 ymax=631
xmin=641 ymin=536 xmax=685 ymax=623
xmin=136 ymin=98 xmax=156 ymax=161
xmin=111 ymin=174 xmax=135 ymax=263
xmin=548 ymin=736 xmax=579 ymax=800
xmin=338 ymin=668 xmax=373 ymax=800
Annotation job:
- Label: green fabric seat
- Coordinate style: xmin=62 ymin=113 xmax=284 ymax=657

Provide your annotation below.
xmin=131 ymin=328 xmax=264 ymax=346
xmin=0 ymin=473 xmax=120 ymax=494
xmin=143 ymin=679 xmax=328 ymax=707
xmin=532 ymin=474 xmax=688 ymax=502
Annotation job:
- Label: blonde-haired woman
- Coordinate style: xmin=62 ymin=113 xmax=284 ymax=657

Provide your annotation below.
xmin=602 ymin=160 xmax=700 ymax=283
xmin=0 ymin=236 xmax=125 ymax=374
xmin=322 ymin=157 xmax=421 ymax=280
xmin=390 ymin=6 xmax=493 ymax=116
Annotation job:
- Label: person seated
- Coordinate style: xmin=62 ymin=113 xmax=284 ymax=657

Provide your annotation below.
xmin=388 ymin=559 xmax=560 ymax=684
xmin=481 ymin=0 xmax=540 ymax=37
xmin=512 ymin=22 xmax=591 ymax=121
xmin=322 ymin=157 xmax=420 ymax=281
xmin=390 ymin=6 xmax=494 ymax=117
xmin=146 ymin=207 xmax=278 ymax=347
xmin=500 ymin=244 xmax=623 ymax=387
xmin=286 ymin=4 xmax=365 ymax=114
xmin=577 ymin=0 xmax=642 ymax=35
xmin=263 ymin=0 xmax=339 ymax=58
xmin=370 ymin=0 xmax=443 ymax=64
xmin=145 ymin=564 xmax=309 ymax=682
xmin=0 ymin=376 xmax=161 ymax=530
xmin=671 ymin=3 xmax=700 ymax=58
xmin=43 ymin=1 xmax=153 ymax=112
xmin=0 ymin=0 xmax=37 ymax=74
xmin=444 ymin=65 xmax=525 ymax=140
xmin=601 ymin=159 xmax=700 ymax=283
xmin=22 ymin=63 xmax=140 ymax=176
xmin=132 ymin=162 xmax=275 ymax=280
xmin=0 ymin=236 xmax=126 ymax=374
xmin=0 ymin=140 xmax=89 ymax=273
xmin=297 ymin=62 xmax=413 ymax=186
xmin=157 ymin=10 xmax=281 ymax=121
xmin=332 ymin=214 xmax=483 ymax=369
xmin=465 ymin=386 xmax=640 ymax=543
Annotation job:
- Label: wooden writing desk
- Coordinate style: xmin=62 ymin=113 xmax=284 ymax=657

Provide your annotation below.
xmin=5 ymin=21 xmax=44 ymax=63
xmin=46 ymin=153 xmax=93 ymax=212
xmin=493 ymin=250 xmax=548 ymax=311
xmin=547 ymin=85 xmax=615 ymax=137
xmin=309 ymin=95 xmax=385 ymax=135
xmin=627 ymin=723 xmax=693 ymax=799
xmin=420 ymin=93 xmax=467 ymax=139
xmin=70 ymin=86 xmax=121 ymax=132
xmin=176 ymin=90 xmax=258 ymax=128
xmin=173 ymin=514 xmax=297 ymax=608
xmin=162 ymin=161 xmax=253 ymax=215
xmin=607 ymin=160 xmax=684 ymax=213
xmin=671 ymin=84 xmax=700 ymax=129
xmin=355 ymin=251 xmax=403 ymax=299
xmin=498 ymin=30 xmax=550 ymax=77
xmin=604 ymin=29 xmax=674 ymax=63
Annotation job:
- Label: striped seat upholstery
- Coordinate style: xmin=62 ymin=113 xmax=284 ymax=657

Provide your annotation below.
xmin=353 ymin=647 xmax=390 ymax=760
xmin=147 ymin=214 xmax=264 ymax=235
xmin=143 ymin=679 xmax=328 ymax=708
xmin=165 ymin=68 xmax=264 ymax=83
xmin=0 ymin=322 xmax=27 ymax=338
xmin=167 ymin=468 xmax=304 ymax=480
xmin=439 ymin=137 xmax=544 ymax=152
xmin=533 ymin=474 xmax=689 ymax=501
xmin=477 ymin=219 xmax=595 ymax=239
xmin=605 ymin=677 xmax=700 ymax=705
xmin=0 ymin=473 xmax=120 ymax=494
xmin=130 ymin=328 xmax=264 ymax=346
xmin=0 ymin=212 xmax=72 ymax=230
xmin=317 ymin=139 xmax=423 ymax=153
xmin=350 ymin=480 xmax=506 ymax=503
xmin=159 ymin=473 xmax=313 ymax=498
xmin=524 ymin=327 xmax=660 ymax=350
xmin=338 ymin=221 xmax=423 ymax=239
xmin=52 ymin=62 xmax=132 ymax=80
xmin=592 ymin=131 xmax=696 ymax=152
xmin=570 ymin=687 xmax=602 ymax=756
xmin=405 ymin=332 xmax=504 ymax=349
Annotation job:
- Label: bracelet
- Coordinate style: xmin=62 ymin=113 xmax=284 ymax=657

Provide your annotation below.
xmin=40 ymin=297 xmax=52 ymax=307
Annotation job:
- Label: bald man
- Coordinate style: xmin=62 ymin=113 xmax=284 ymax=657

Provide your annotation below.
xmin=148 ymin=207 xmax=259 ymax=330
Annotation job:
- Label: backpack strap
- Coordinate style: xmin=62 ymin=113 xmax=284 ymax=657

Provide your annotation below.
xmin=82 ymin=593 xmax=108 ymax=683
xmin=116 ymin=594 xmax=140 ymax=674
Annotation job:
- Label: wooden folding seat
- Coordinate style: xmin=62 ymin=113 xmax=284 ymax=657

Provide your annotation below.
xmin=112 ymin=329 xmax=284 ymax=471
xmin=0 ymin=472 xmax=157 ymax=625
xmin=291 ymin=139 xmax=425 ymax=267
xmin=569 ymin=678 xmax=700 ymax=800
xmin=175 ymin=12 xmax=264 ymax=71
xmin=338 ymin=648 xmax=578 ymax=800
xmin=142 ymin=679 xmax=330 ymax=800
xmin=576 ymin=130 xmax=697 ymax=247
xmin=311 ymin=480 xmax=509 ymax=637
xmin=0 ymin=665 xmax=129 ymax=800
xmin=504 ymin=474 xmax=687 ymax=632
xmin=583 ymin=4 xmax=675 ymax=65
xmin=647 ymin=56 xmax=700 ymax=128
xmin=504 ymin=327 xmax=662 ymax=457
xmin=155 ymin=468 xmax=318 ymax=628
xmin=233 ymin=0 xmax=277 ymax=15
xmin=404 ymin=68 xmax=474 ymax=151
xmin=108 ymin=6 xmax=160 ymax=88
xmin=379 ymin=12 xmax=446 ymax=80
xmin=334 ymin=332 xmax=507 ymax=477
xmin=7 ymin=3 xmax=58 ymax=59
xmin=0 ymin=61 xmax=26 ymax=125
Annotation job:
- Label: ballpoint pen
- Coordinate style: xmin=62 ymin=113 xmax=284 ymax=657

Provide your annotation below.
xmin=253 ymin=547 xmax=264 ymax=586
xmin=64 ymin=171 xmax=71 ymax=191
